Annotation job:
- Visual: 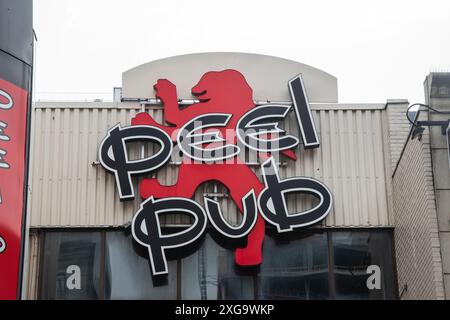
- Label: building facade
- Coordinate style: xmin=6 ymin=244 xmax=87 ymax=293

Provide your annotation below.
xmin=392 ymin=72 xmax=450 ymax=299
xmin=20 ymin=53 xmax=450 ymax=300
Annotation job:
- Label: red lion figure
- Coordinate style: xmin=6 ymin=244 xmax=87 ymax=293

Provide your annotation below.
xmin=131 ymin=69 xmax=296 ymax=266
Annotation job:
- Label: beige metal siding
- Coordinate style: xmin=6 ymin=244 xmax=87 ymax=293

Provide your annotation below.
xmin=29 ymin=102 xmax=390 ymax=228
xmin=24 ymin=230 xmax=40 ymax=300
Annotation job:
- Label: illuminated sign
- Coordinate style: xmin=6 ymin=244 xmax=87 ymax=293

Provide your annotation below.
xmin=99 ymin=69 xmax=333 ymax=276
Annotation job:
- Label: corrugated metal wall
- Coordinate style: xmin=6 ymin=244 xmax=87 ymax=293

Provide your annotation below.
xmin=24 ymin=230 xmax=40 ymax=299
xmin=28 ymin=102 xmax=391 ymax=228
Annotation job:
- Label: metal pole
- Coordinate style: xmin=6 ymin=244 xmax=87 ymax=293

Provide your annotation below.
xmin=123 ymin=97 xmax=295 ymax=106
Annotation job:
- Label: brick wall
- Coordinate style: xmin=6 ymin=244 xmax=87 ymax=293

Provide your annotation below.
xmin=392 ymin=124 xmax=445 ymax=299
xmin=386 ymin=100 xmax=411 ymax=173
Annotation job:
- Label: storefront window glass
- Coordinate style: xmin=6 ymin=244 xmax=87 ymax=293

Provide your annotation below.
xmin=40 ymin=232 xmax=101 ymax=299
xmin=332 ymin=231 xmax=397 ymax=300
xmin=181 ymin=235 xmax=254 ymax=299
xmin=257 ymin=232 xmax=329 ymax=299
xmin=38 ymin=229 xmax=397 ymax=300
xmin=104 ymin=231 xmax=177 ymax=299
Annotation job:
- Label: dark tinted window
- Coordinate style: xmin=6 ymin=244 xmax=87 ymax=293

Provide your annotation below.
xmin=40 ymin=232 xmax=101 ymax=299
xmin=38 ymin=229 xmax=397 ymax=300
xmin=181 ymin=235 xmax=254 ymax=299
xmin=104 ymin=231 xmax=177 ymax=299
xmin=332 ymin=231 xmax=397 ymax=300
xmin=257 ymin=232 xmax=329 ymax=300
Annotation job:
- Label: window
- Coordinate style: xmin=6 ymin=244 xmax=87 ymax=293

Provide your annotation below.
xmin=180 ymin=235 xmax=255 ymax=300
xmin=257 ymin=232 xmax=329 ymax=300
xmin=332 ymin=231 xmax=397 ymax=300
xmin=39 ymin=232 xmax=101 ymax=299
xmin=105 ymin=231 xmax=177 ymax=299
xmin=38 ymin=229 xmax=397 ymax=300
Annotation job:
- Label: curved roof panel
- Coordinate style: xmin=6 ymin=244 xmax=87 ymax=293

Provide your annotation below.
xmin=122 ymin=52 xmax=338 ymax=103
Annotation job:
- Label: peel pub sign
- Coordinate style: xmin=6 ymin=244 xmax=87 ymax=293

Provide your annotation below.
xmin=98 ymin=69 xmax=333 ymax=277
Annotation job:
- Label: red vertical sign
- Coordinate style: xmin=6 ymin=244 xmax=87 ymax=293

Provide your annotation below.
xmin=0 ymin=78 xmax=28 ymax=299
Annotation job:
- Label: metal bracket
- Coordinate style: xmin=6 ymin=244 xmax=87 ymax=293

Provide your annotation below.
xmin=416 ymin=120 xmax=450 ymax=134
xmin=406 ymin=103 xmax=450 ymax=141
xmin=412 ymin=120 xmax=450 ymax=140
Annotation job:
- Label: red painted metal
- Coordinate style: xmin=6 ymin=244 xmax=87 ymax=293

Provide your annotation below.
xmin=0 ymin=78 xmax=29 ymax=299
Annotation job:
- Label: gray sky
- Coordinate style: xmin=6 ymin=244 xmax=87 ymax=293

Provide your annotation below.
xmin=33 ymin=0 xmax=450 ymax=103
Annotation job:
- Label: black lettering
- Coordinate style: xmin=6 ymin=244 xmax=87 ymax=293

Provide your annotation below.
xmin=131 ymin=196 xmax=207 ymax=275
xmin=204 ymin=189 xmax=257 ymax=238
xmin=177 ymin=114 xmax=240 ymax=162
xmin=237 ymin=104 xmax=299 ymax=152
xmin=258 ymin=157 xmax=332 ymax=232
xmin=288 ymin=75 xmax=320 ymax=149
xmin=98 ymin=123 xmax=173 ymax=200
